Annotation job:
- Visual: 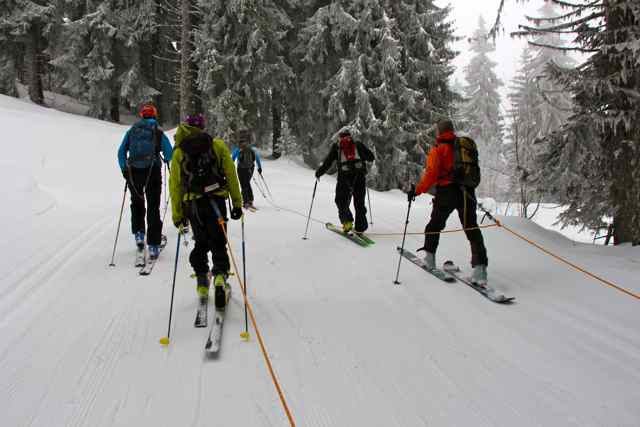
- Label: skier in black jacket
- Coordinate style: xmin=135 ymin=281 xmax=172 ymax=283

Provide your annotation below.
xmin=315 ymin=128 xmax=375 ymax=233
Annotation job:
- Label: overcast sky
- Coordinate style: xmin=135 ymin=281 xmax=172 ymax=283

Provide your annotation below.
xmin=438 ymin=0 xmax=546 ymax=106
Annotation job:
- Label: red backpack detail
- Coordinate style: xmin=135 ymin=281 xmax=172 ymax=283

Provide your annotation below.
xmin=339 ymin=136 xmax=356 ymax=161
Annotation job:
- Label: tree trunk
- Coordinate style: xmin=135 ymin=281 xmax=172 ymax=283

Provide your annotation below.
xmin=25 ymin=23 xmax=44 ymax=105
xmin=272 ymin=89 xmax=282 ymax=159
xmin=606 ymin=0 xmax=640 ymax=244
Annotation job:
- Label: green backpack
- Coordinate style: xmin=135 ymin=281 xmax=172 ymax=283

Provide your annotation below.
xmin=448 ymin=136 xmax=481 ymax=189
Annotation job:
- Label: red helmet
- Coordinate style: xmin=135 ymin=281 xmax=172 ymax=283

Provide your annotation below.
xmin=139 ymin=104 xmax=158 ymax=119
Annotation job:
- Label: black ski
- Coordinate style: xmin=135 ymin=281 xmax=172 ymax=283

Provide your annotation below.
xmin=396 ymin=247 xmax=455 ymax=282
xmin=326 ymin=223 xmax=370 ymax=247
xmin=204 ymin=286 xmax=231 ymax=356
xmin=443 ymin=261 xmax=515 ymax=304
xmin=194 ymin=298 xmax=208 ymax=328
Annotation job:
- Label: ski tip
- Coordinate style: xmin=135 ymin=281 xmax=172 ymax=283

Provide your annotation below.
xmin=159 ymin=337 xmax=170 ymax=346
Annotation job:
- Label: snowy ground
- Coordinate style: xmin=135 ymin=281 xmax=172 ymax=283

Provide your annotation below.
xmin=2 ymin=95 xmax=640 ymax=426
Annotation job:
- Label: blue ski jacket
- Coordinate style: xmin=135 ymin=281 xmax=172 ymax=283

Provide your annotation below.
xmin=118 ymin=118 xmax=173 ymax=170
xmin=231 ymin=146 xmax=262 ymax=170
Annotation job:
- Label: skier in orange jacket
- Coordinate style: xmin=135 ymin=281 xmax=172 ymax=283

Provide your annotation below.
xmin=408 ymin=119 xmax=488 ymax=285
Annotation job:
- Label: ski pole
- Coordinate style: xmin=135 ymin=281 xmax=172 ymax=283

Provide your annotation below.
xmin=393 ymin=198 xmax=413 ymax=285
xmin=160 ymin=227 xmax=183 ymax=346
xmin=302 ymin=179 xmax=318 ymax=240
xmin=109 ymin=182 xmax=128 ymax=267
xmin=253 ymin=176 xmax=267 ymax=199
xmin=240 ymin=212 xmax=249 ymax=339
xmin=367 ymin=186 xmax=373 ymax=226
xmin=259 ymin=171 xmax=273 ymax=200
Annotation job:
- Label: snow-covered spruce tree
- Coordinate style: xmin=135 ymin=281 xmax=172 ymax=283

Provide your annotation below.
xmin=195 ymin=0 xmax=293 ymax=145
xmin=462 ymin=16 xmax=505 ymax=198
xmin=505 ymin=2 xmax=575 ymax=218
xmin=52 ymin=1 xmax=174 ymax=123
xmin=505 ymin=0 xmax=640 ymax=244
xmin=0 ymin=0 xmax=55 ymax=104
xmin=506 ymin=48 xmax=543 ymax=218
xmin=0 ymin=40 xmax=19 ymax=97
xmin=292 ymin=0 xmax=457 ymax=190
xmin=113 ymin=0 xmax=162 ymax=116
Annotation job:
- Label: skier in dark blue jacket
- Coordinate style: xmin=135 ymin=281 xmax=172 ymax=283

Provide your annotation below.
xmin=117 ymin=104 xmax=173 ymax=259
xmin=231 ymin=129 xmax=262 ymax=209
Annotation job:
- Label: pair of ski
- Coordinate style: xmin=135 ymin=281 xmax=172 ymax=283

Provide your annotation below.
xmin=194 ymin=286 xmax=232 ymax=355
xmin=325 ymin=222 xmax=375 ymax=247
xmin=397 ymin=247 xmax=515 ymax=304
xmin=135 ymin=235 xmax=167 ymax=275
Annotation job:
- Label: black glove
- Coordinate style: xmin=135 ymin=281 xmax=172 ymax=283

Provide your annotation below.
xmin=407 ymin=186 xmax=416 ymax=202
xmin=174 ymin=219 xmax=188 ymax=229
xmin=258 ymin=167 xmax=263 ymax=174
xmin=122 ymin=169 xmax=129 ymax=180
xmin=315 ymin=169 xmax=322 ymax=179
xmin=230 ymin=207 xmax=243 ymax=220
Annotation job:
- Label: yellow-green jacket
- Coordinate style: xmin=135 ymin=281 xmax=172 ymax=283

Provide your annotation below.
xmin=169 ymin=123 xmax=242 ymax=225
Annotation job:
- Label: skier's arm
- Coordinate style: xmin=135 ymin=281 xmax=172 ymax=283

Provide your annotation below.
xmin=415 ymin=146 xmax=440 ymax=196
xmin=357 ymin=142 xmax=375 ymax=162
xmin=117 ymin=130 xmax=130 ymax=170
xmin=254 ymin=148 xmax=262 ymax=171
xmin=217 ymin=140 xmax=243 ymax=209
xmin=160 ymin=133 xmax=173 ymax=163
xmin=316 ymin=145 xmax=337 ymax=177
xmin=169 ymin=149 xmax=184 ymax=226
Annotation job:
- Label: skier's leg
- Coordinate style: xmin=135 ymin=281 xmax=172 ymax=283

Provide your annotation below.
xmin=334 ymin=177 xmax=354 ymax=225
xmin=187 ymin=200 xmax=211 ymax=276
xmin=353 ymin=174 xmax=368 ymax=232
xmin=238 ymin=168 xmax=251 ymax=207
xmin=129 ymin=168 xmax=147 ymax=235
xmin=246 ymin=167 xmax=255 ymax=205
xmin=145 ymin=166 xmax=163 ymax=245
xmin=423 ymin=185 xmax=456 ymax=254
xmin=456 ymin=189 xmax=488 ymax=267
xmin=208 ymin=197 xmax=230 ymax=276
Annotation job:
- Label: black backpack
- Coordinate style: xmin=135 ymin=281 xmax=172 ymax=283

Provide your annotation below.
xmin=237 ymin=147 xmax=256 ymax=169
xmin=180 ymin=133 xmax=226 ymax=195
xmin=448 ymin=136 xmax=481 ymax=189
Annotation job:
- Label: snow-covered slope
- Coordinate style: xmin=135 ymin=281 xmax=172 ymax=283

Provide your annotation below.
xmin=1 ymin=95 xmax=640 ymax=426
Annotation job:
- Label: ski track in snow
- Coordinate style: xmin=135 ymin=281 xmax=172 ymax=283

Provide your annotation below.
xmin=1 ymin=95 xmax=640 ymax=426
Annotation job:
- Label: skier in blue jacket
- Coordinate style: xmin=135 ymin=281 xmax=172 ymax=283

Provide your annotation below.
xmin=117 ymin=104 xmax=173 ymax=259
xmin=231 ymin=129 xmax=262 ymax=209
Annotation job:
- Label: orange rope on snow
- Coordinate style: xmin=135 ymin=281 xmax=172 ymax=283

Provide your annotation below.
xmin=218 ymin=218 xmax=297 ymax=427
xmin=367 ymin=224 xmax=499 ymax=237
xmin=497 ymin=222 xmax=640 ymax=301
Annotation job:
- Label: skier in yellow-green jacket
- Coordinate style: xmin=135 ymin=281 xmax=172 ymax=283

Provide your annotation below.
xmin=169 ymin=113 xmax=243 ymax=309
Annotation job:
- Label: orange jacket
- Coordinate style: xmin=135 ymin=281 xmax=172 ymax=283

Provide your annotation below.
xmin=415 ymin=131 xmax=456 ymax=195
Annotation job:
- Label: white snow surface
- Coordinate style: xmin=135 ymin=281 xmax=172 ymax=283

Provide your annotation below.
xmin=1 ymin=95 xmax=640 ymax=426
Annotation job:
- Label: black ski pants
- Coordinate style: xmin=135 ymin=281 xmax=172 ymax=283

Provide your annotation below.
xmin=238 ymin=166 xmax=254 ymax=205
xmin=423 ymin=185 xmax=488 ymax=267
xmin=186 ymin=196 xmax=230 ymax=276
xmin=335 ymin=172 xmax=368 ymax=232
xmin=128 ymin=165 xmax=163 ymax=245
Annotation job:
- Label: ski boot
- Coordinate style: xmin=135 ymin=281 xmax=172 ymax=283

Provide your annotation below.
xmin=471 ymin=265 xmax=488 ymax=287
xmin=148 ymin=245 xmax=160 ymax=260
xmin=423 ymin=251 xmax=436 ymax=270
xmin=342 ymin=221 xmax=354 ymax=233
xmin=134 ymin=231 xmax=145 ymax=250
xmin=196 ymin=274 xmax=210 ymax=303
xmin=213 ymin=273 xmax=228 ymax=310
